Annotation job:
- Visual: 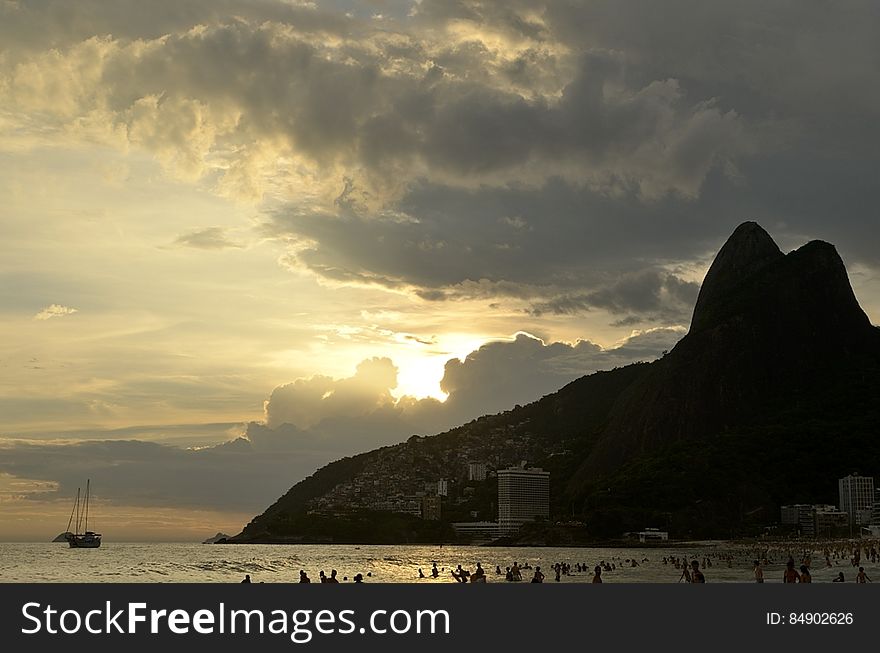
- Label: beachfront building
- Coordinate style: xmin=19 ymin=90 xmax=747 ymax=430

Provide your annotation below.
xmin=814 ymin=506 xmax=850 ymax=538
xmin=421 ymin=495 xmax=441 ymax=521
xmin=468 ymin=462 xmax=487 ymax=482
xmin=781 ymin=503 xmax=849 ymax=538
xmin=637 ymin=528 xmax=669 ymax=543
xmin=781 ymin=504 xmax=816 ymax=537
xmin=871 ymin=491 xmax=880 ymax=526
xmin=838 ymin=474 xmax=875 ymax=526
xmin=497 ymin=466 xmax=550 ymax=536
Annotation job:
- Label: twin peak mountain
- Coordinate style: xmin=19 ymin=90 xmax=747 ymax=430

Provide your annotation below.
xmin=234 ymin=222 xmax=880 ymax=542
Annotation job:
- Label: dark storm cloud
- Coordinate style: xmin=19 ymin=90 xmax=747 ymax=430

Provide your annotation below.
xmin=527 ymin=271 xmax=700 ymax=319
xmin=8 ymin=1 xmax=875 ymax=316
xmin=263 ymin=0 xmax=876 ymax=304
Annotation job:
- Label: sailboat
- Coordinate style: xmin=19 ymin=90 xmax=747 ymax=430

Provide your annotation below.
xmin=64 ymin=479 xmax=102 ymax=548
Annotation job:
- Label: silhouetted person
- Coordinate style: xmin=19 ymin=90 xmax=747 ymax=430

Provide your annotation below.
xmin=679 ymin=565 xmax=691 ymax=583
xmin=327 ymin=569 xmax=339 ymax=583
xmin=431 ymin=563 xmax=439 ymax=578
xmin=241 ymin=574 xmax=251 ymax=583
xmin=419 ymin=568 xmax=425 ymax=578
xmin=783 ymin=560 xmax=800 ymax=583
xmin=531 ymin=566 xmax=545 ymax=583
xmin=753 ymin=560 xmax=764 ymax=583
xmin=299 ymin=570 xmax=311 ymax=583
xmin=799 ymin=565 xmax=812 ymax=583
xmin=319 ymin=570 xmax=326 ymax=583
xmin=833 ymin=572 xmax=845 ymax=582
xmin=592 ymin=566 xmax=602 ymax=583
xmin=856 ymin=567 xmax=871 ymax=583
xmin=353 ymin=573 xmax=364 ymax=583
xmin=690 ymin=560 xmax=705 ymax=583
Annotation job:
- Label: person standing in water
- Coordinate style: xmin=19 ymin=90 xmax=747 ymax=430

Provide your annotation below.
xmin=753 ymin=560 xmax=764 ymax=583
xmin=856 ymin=567 xmax=871 ymax=583
xmin=799 ymin=565 xmax=812 ymax=583
xmin=241 ymin=574 xmax=251 ymax=583
xmin=679 ymin=564 xmax=692 ymax=583
xmin=531 ymin=566 xmax=545 ymax=583
xmin=690 ymin=560 xmax=705 ymax=583
xmin=783 ymin=559 xmax=801 ymax=583
xmin=592 ymin=565 xmax=602 ymax=583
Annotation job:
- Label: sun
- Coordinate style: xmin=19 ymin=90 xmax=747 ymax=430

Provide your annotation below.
xmin=391 ymin=334 xmax=490 ymax=401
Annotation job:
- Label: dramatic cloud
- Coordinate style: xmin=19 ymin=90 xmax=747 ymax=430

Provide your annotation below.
xmin=262 ymin=328 xmax=686 ymax=442
xmin=3 ymin=0 xmax=878 ymax=314
xmin=0 ymin=327 xmax=684 ymax=522
xmin=33 ymin=304 xmax=78 ymax=320
xmin=265 ymin=357 xmax=400 ymax=430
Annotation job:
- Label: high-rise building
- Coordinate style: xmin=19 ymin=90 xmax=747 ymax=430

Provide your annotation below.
xmin=870 ymin=490 xmax=880 ymax=526
xmin=780 ymin=504 xmax=815 ymax=537
xmin=497 ymin=467 xmax=549 ymax=535
xmin=421 ymin=495 xmax=441 ymax=521
xmin=839 ymin=474 xmax=875 ymax=526
xmin=468 ymin=462 xmax=487 ymax=482
xmin=436 ymin=479 xmax=448 ymax=497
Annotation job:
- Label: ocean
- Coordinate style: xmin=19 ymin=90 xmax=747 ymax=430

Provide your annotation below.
xmin=1 ymin=542 xmax=875 ymax=583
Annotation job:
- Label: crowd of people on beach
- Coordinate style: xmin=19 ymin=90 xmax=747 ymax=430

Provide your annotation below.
xmin=240 ymin=569 xmax=372 ymax=583
xmin=426 ymin=539 xmax=879 ymax=584
xmin=237 ymin=539 xmax=878 ymax=584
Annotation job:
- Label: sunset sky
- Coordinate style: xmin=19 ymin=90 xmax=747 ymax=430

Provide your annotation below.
xmin=1 ymin=0 xmax=878 ymax=540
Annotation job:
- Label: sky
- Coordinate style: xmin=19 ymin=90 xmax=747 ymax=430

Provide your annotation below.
xmin=1 ymin=0 xmax=878 ymax=541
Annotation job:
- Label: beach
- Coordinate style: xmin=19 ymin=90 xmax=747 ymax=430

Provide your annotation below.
xmin=2 ymin=540 xmax=877 ymax=584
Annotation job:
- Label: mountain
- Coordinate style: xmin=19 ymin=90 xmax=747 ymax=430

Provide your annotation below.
xmin=231 ymin=223 xmax=880 ymax=543
xmin=202 ymin=532 xmax=232 ymax=544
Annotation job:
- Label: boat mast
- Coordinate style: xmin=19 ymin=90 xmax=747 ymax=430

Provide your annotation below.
xmin=75 ymin=487 xmax=82 ymax=535
xmin=66 ymin=487 xmax=80 ymax=534
xmin=84 ymin=479 xmax=90 ymax=533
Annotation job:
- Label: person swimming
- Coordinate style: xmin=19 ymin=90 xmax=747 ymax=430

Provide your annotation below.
xmin=241 ymin=574 xmax=251 ymax=583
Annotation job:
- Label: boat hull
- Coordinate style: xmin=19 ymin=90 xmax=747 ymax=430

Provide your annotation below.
xmin=66 ymin=534 xmax=101 ymax=548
